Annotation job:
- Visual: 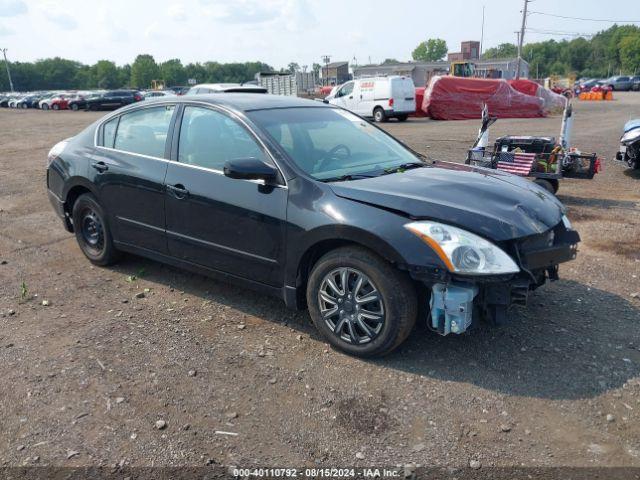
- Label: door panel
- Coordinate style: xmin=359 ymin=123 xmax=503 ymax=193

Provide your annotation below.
xmin=94 ymin=105 xmax=176 ymax=253
xmin=165 ymin=105 xmax=287 ymax=286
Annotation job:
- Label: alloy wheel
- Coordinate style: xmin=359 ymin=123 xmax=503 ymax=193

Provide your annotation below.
xmin=318 ymin=267 xmax=385 ymax=345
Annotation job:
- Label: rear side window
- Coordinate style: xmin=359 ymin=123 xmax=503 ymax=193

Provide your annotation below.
xmin=113 ymin=105 xmax=175 ymax=158
xmin=102 ymin=117 xmax=119 ymax=148
xmin=178 ymin=106 xmax=266 ymax=171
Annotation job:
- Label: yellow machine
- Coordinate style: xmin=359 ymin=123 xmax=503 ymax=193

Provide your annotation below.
xmin=450 ymin=61 xmax=476 ymax=78
xmin=151 ymin=80 xmax=165 ymax=90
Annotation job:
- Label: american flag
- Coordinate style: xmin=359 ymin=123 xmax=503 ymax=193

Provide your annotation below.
xmin=496 ymin=152 xmax=536 ymax=176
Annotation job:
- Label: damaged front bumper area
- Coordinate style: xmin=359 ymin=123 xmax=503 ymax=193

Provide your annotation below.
xmin=410 ymin=221 xmax=580 ymax=335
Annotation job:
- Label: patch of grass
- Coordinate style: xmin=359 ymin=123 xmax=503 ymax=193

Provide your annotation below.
xmin=125 ymin=268 xmax=147 ymax=283
xmin=20 ymin=281 xmax=28 ymax=300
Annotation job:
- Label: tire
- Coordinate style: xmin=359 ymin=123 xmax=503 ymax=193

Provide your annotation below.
xmin=71 ymin=103 xmax=79 ymax=111
xmin=397 ymin=114 xmax=409 ymax=122
xmin=306 ymin=246 xmax=417 ymax=357
xmin=534 ymin=179 xmax=556 ymax=194
xmin=21 ymin=103 xmax=27 ymax=109
xmin=52 ymin=104 xmax=59 ymax=111
xmin=42 ymin=104 xmax=49 ymax=110
xmin=373 ymin=107 xmax=387 ymax=123
xmin=71 ymin=193 xmax=120 ymax=266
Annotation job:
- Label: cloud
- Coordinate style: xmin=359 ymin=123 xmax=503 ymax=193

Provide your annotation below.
xmin=168 ymin=3 xmax=186 ymax=21
xmin=145 ymin=22 xmax=167 ymax=40
xmin=280 ymin=0 xmax=316 ymax=32
xmin=47 ymin=12 xmax=78 ymax=30
xmin=0 ymin=0 xmax=27 ymax=17
xmin=199 ymin=0 xmax=280 ymax=24
xmin=94 ymin=5 xmax=129 ymax=43
xmin=0 ymin=24 xmax=14 ymax=36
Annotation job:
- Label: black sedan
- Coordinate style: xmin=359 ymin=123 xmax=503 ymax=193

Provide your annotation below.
xmin=84 ymin=90 xmax=143 ymax=111
xmin=46 ymin=95 xmax=580 ymax=357
xmin=15 ymin=95 xmax=43 ymax=108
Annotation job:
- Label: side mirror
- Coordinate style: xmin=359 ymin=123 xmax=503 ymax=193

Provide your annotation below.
xmin=223 ymin=157 xmax=278 ymax=182
xmin=322 ymin=98 xmax=330 ymax=104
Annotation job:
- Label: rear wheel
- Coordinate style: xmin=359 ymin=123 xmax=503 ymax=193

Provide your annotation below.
xmin=42 ymin=104 xmax=49 ymax=110
xmin=397 ymin=114 xmax=409 ymax=122
xmin=71 ymin=103 xmax=79 ymax=111
xmin=52 ymin=104 xmax=59 ymax=110
xmin=373 ymin=107 xmax=387 ymax=123
xmin=307 ymin=246 xmax=417 ymax=357
xmin=71 ymin=193 xmax=120 ymax=266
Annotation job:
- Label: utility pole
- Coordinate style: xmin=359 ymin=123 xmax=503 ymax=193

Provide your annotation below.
xmin=480 ymin=5 xmax=485 ymax=59
xmin=1 ymin=48 xmax=14 ymax=92
xmin=515 ymin=0 xmax=530 ymax=79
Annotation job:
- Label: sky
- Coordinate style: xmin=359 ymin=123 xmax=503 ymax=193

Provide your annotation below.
xmin=0 ymin=0 xmax=638 ymax=69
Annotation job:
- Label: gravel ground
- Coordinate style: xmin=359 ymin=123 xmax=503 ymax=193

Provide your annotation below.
xmin=0 ymin=93 xmax=639 ymax=470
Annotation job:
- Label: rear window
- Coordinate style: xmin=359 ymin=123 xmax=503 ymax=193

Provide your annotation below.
xmin=102 ymin=117 xmax=119 ymax=148
xmin=112 ymin=105 xmax=175 ymax=158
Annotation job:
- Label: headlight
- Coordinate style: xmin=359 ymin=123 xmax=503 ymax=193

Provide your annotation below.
xmin=405 ymin=221 xmax=520 ymax=275
xmin=621 ymin=128 xmax=640 ymax=144
xmin=562 ymin=215 xmax=573 ymax=231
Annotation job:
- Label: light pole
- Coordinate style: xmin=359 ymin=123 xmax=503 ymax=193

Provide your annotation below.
xmin=1 ymin=48 xmax=15 ymax=92
xmin=321 ymin=55 xmax=331 ymax=86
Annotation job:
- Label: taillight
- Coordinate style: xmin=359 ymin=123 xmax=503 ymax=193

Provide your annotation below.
xmin=389 ymin=98 xmax=394 ymax=107
xmin=134 ymin=95 xmax=142 ymax=101
xmin=47 ymin=139 xmax=70 ymax=166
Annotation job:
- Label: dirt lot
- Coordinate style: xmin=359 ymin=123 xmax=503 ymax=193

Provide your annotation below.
xmin=0 ymin=93 xmax=639 ymax=470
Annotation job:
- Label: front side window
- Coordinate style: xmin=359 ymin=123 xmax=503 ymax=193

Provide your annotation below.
xmin=178 ymin=106 xmax=266 ymax=171
xmin=337 ymin=82 xmax=354 ymax=98
xmin=113 ymin=105 xmax=175 ymax=158
xmin=249 ymin=107 xmax=420 ymax=180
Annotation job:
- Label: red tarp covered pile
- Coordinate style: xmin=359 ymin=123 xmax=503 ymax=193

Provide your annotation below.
xmin=422 ymin=76 xmax=545 ymax=120
xmin=411 ymin=87 xmax=428 ymax=117
xmin=508 ymin=78 xmax=567 ymax=114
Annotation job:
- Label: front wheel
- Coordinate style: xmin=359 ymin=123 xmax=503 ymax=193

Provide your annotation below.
xmin=52 ymin=104 xmax=60 ymax=110
xmin=71 ymin=193 xmax=120 ymax=266
xmin=71 ymin=103 xmax=79 ymax=111
xmin=307 ymin=246 xmax=417 ymax=357
xmin=42 ymin=104 xmax=49 ymax=110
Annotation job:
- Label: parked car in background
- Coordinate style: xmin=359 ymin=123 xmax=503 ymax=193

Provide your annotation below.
xmin=15 ymin=95 xmax=43 ymax=108
xmin=67 ymin=92 xmax=101 ymax=111
xmin=85 ymin=90 xmax=143 ymax=111
xmin=142 ymin=90 xmax=176 ymax=99
xmin=8 ymin=97 xmax=20 ymax=108
xmin=46 ymin=94 xmax=581 ymax=357
xmin=616 ymin=119 xmax=640 ymax=170
xmin=166 ymin=86 xmax=189 ymax=95
xmin=325 ymin=76 xmax=416 ymax=122
xmin=50 ymin=95 xmax=73 ymax=110
xmin=185 ymin=83 xmax=268 ymax=95
xmin=0 ymin=95 xmax=12 ymax=107
xmin=39 ymin=94 xmax=65 ymax=110
xmin=603 ymin=76 xmax=633 ymax=91
xmin=631 ymin=76 xmax=640 ymax=91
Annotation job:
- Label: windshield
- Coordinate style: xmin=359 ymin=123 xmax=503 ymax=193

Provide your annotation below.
xmin=248 ymin=107 xmax=422 ymax=181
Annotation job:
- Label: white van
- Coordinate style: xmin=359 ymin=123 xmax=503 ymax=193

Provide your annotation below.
xmin=325 ymin=76 xmax=416 ymax=122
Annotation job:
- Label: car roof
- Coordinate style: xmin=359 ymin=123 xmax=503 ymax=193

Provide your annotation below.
xmin=142 ymin=93 xmax=331 ymax=112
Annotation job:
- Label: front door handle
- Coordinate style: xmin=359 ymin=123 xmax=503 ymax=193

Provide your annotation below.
xmin=91 ymin=161 xmax=108 ymax=173
xmin=167 ymin=184 xmax=189 ymax=199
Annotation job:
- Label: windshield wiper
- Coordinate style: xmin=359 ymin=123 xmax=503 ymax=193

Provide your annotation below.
xmin=383 ymin=162 xmax=426 ymax=175
xmin=320 ymin=173 xmax=378 ymax=183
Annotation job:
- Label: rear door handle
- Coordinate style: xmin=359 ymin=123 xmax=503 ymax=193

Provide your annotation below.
xmin=91 ymin=161 xmax=108 ymax=173
xmin=166 ymin=184 xmax=189 ymax=199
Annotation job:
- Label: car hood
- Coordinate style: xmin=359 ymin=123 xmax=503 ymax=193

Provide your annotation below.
xmin=329 ymin=162 xmax=565 ymax=241
xmin=624 ymin=119 xmax=640 ymax=133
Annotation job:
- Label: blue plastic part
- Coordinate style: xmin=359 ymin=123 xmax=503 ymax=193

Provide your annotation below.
xmin=430 ymin=283 xmax=479 ymax=335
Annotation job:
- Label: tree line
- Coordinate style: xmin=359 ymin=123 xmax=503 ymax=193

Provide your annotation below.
xmin=483 ymin=25 xmax=640 ymax=78
xmin=0 ymin=54 xmax=275 ymax=91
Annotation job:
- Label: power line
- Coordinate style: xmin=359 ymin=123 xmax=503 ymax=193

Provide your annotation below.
xmin=529 ymin=11 xmax=640 ymax=23
xmin=526 ymin=28 xmax=595 ymax=38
